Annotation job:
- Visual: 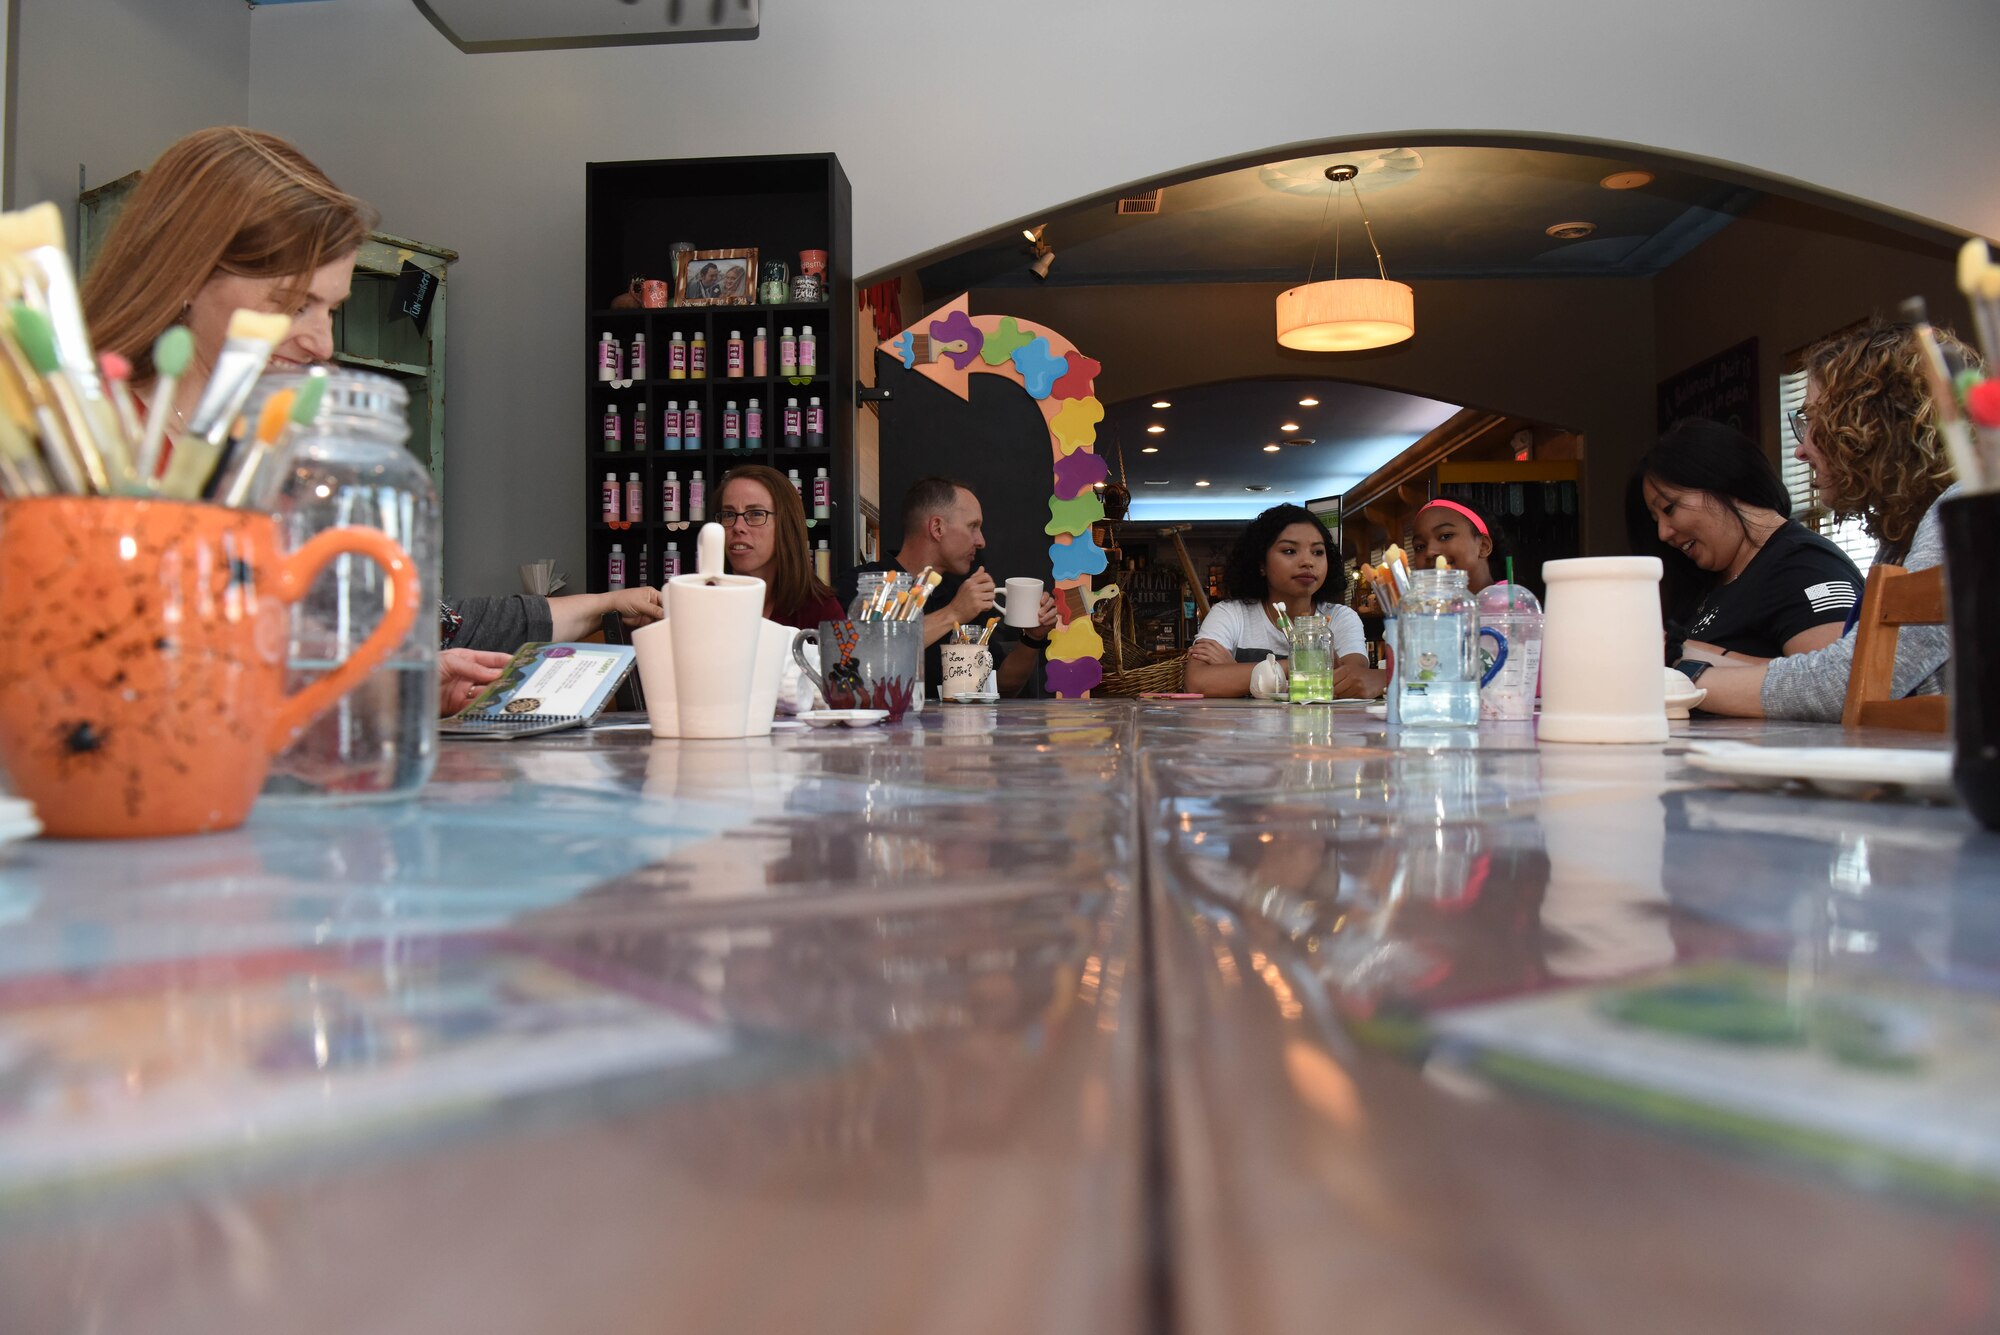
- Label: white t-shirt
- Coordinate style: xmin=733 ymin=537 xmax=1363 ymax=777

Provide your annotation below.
xmin=1193 ymin=600 xmax=1367 ymax=662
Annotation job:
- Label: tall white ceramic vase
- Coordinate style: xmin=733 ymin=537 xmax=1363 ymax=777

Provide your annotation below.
xmin=1537 ymin=556 xmax=1668 ymax=744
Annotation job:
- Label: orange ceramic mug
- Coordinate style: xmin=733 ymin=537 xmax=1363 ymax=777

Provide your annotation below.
xmin=0 ymin=496 xmax=418 ymax=838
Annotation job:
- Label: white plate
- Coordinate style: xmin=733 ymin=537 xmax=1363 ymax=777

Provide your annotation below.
xmin=799 ymin=709 xmax=891 ymax=729
xmin=1684 ymin=742 xmax=1955 ymax=801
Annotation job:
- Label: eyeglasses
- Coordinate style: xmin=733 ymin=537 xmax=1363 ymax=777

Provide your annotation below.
xmin=715 ymin=507 xmax=773 ymax=527
xmin=1787 ymin=408 xmax=1811 ymax=441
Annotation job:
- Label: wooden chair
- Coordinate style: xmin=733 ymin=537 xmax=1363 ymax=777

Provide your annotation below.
xmin=1841 ymin=563 xmax=1947 ymax=733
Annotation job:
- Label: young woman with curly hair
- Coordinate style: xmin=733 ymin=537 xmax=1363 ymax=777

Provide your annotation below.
xmin=1682 ymin=321 xmax=1974 ymax=719
xmin=1185 ymin=504 xmax=1379 ymax=698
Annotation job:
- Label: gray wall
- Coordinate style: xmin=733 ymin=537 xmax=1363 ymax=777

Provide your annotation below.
xmin=236 ymin=0 xmax=2000 ymax=597
xmin=7 ymin=0 xmax=247 ymax=222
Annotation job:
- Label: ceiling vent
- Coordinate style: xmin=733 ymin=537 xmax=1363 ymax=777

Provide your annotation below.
xmin=1116 ymin=190 xmax=1163 ymax=216
xmin=412 ymin=0 xmax=759 ymax=52
xmin=1281 ymin=436 xmax=1316 ymax=448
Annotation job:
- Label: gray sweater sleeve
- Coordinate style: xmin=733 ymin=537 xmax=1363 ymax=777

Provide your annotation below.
xmin=446 ymin=595 xmax=555 ymax=654
xmin=1758 ymin=486 xmax=1956 ymax=722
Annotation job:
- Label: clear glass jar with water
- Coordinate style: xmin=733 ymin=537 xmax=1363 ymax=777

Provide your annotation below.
xmin=1396 ymin=568 xmax=1480 ymax=726
xmin=264 ymin=371 xmax=441 ymax=799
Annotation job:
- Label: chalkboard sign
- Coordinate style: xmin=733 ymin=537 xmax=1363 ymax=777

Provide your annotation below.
xmin=1657 ymin=338 xmax=1759 ymax=438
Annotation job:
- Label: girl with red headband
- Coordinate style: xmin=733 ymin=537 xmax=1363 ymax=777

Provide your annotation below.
xmin=1409 ymin=497 xmax=1500 ymax=592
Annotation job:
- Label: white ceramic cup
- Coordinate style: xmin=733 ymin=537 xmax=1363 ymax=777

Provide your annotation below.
xmin=1537 ymin=556 xmax=1668 ymax=744
xmin=640 ymin=612 xmax=797 ymax=739
xmin=990 ymin=577 xmax=1044 ymax=629
xmin=940 ymin=643 xmax=996 ymax=700
xmin=664 ymin=570 xmax=766 ymax=738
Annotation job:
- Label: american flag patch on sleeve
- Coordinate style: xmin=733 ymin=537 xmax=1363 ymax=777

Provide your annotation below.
xmin=1805 ymin=580 xmax=1857 ymax=612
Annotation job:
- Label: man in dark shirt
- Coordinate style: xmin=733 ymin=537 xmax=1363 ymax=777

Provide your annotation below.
xmin=836 ymin=476 xmax=1059 ymax=696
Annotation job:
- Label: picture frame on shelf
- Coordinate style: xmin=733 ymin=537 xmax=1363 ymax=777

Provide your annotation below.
xmin=675 ymin=248 xmax=758 ymax=307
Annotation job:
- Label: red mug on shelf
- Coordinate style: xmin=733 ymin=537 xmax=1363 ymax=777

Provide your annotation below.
xmin=640 ymin=279 xmax=670 ymax=308
xmin=798 ymin=249 xmax=827 ymax=277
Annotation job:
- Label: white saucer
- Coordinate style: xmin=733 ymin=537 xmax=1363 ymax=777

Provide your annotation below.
xmin=800 ymin=709 xmax=890 ymax=729
xmin=941 ymin=692 xmax=1000 ymax=704
xmin=1685 ymin=742 xmax=1954 ymax=800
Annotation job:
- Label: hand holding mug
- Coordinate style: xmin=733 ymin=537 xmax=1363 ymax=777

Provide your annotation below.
xmin=989 ymin=576 xmax=1045 ymax=630
xmin=949 ymin=567 xmax=996 ymax=621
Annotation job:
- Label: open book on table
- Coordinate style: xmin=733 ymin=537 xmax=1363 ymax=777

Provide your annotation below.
xmin=440 ymin=641 xmax=637 ymax=738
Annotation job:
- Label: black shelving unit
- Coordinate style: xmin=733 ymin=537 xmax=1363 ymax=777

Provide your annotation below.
xmin=584 ymin=153 xmax=853 ymax=592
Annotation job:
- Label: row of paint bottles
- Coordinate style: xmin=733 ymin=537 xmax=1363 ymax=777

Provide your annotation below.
xmin=720 ymin=400 xmax=768 ymax=450
xmin=657 ymin=470 xmax=707 ymax=523
xmin=775 ymin=326 xmax=818 ymax=378
xmin=661 ymin=332 xmax=709 ymax=380
xmin=610 ymin=542 xmax=678 ymax=590
xmin=608 ymin=397 xmax=826 ymax=453
xmin=602 ymin=327 xmax=820 ymax=383
xmin=601 ymin=472 xmax=645 ymax=523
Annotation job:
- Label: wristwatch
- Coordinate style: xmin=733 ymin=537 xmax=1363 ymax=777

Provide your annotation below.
xmin=1673 ymin=658 xmax=1710 ymax=682
xmin=1020 ymin=631 xmax=1050 ymax=648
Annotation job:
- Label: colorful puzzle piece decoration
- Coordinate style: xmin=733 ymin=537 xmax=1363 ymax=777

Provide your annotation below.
xmin=1050 ymin=396 xmax=1104 ymax=454
xmin=980 ymin=315 xmax=1034 ymax=366
xmin=1049 ymin=533 xmax=1109 ymax=581
xmin=1011 ymin=336 xmax=1068 ymax=399
xmin=881 ymin=297 xmax=1111 ymax=696
xmin=929 ymin=309 xmax=984 ymax=370
xmin=1045 ymin=492 xmax=1105 ymax=537
xmin=1050 ymin=353 xmax=1102 ymax=401
xmin=1051 ymin=449 xmax=1108 ymax=499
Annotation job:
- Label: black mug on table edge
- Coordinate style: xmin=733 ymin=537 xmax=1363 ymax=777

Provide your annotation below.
xmin=1943 ymin=492 xmax=2000 ymax=830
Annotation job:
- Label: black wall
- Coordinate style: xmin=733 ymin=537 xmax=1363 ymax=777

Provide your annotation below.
xmin=873 ymin=350 xmax=1057 ymax=588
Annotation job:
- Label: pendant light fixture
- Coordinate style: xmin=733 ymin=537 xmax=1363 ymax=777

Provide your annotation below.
xmin=1275 ymin=164 xmax=1414 ymax=351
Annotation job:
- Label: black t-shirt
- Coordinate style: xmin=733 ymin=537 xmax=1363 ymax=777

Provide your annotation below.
xmin=1684 ymin=521 xmax=1862 ymax=657
xmin=834 ymin=559 xmax=1041 ymax=693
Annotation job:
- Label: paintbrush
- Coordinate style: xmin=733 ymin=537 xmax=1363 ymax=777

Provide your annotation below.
xmin=9 ymin=304 xmax=112 ymax=493
xmin=0 ymin=203 xmax=135 ymax=488
xmin=1271 ymin=601 xmax=1292 ymax=634
xmin=977 ymin=618 xmax=997 ymax=646
xmin=219 ymin=370 xmax=326 ymax=508
xmin=158 ymin=310 xmax=291 ymax=500
xmin=133 ymin=326 xmax=193 ymax=482
xmin=98 ymin=352 xmax=143 ymax=448
xmin=1957 ymin=238 xmax=2000 ymax=370
xmin=0 ymin=318 xmax=68 ymax=493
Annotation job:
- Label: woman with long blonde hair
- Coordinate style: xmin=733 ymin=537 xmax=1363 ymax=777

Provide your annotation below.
xmin=1681 ymin=320 xmax=1973 ymax=718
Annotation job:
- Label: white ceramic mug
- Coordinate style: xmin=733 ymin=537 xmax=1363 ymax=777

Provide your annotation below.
xmin=662 ymin=570 xmax=766 ymax=738
xmin=1537 ymin=556 xmax=1667 ymax=744
xmin=940 ymin=643 xmax=996 ymax=701
xmin=989 ymin=577 xmax=1044 ymax=629
xmin=636 ymin=612 xmax=796 ymax=739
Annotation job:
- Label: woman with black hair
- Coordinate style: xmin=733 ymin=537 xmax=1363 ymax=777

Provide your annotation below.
xmin=1634 ymin=418 xmax=1860 ymax=660
xmin=1185 ymin=504 xmax=1375 ymax=698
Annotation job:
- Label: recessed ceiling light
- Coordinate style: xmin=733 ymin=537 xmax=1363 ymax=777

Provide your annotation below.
xmin=1262 ymin=444 xmax=1281 ymax=453
xmin=1151 ymin=399 xmax=1172 ymax=409
xmin=1546 ymin=220 xmax=1596 ymax=240
xmin=1280 ymin=422 xmax=1301 ymax=432
xmin=1194 ymin=480 xmax=1211 ymax=488
xmin=1140 ymin=445 xmax=1159 ymax=454
xmin=1600 ymin=170 xmax=1653 ymax=190
xmin=1298 ymin=397 xmax=1319 ymax=407
xmin=1146 ymin=424 xmax=1166 ymax=434
xmin=1142 ymin=480 xmax=1170 ymax=486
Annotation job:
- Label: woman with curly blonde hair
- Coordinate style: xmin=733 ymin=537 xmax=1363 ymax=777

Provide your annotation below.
xmin=1680 ymin=320 xmax=1974 ymax=719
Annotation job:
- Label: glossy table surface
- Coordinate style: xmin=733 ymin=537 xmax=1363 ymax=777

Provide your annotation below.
xmin=0 ymin=702 xmax=1995 ymax=1334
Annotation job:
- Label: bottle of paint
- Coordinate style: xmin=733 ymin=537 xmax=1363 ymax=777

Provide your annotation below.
xmin=661 ymin=400 xmax=681 ymax=451
xmin=814 ymin=539 xmax=831 ymax=584
xmin=662 ymin=471 xmax=682 ymax=523
xmin=625 ymin=472 xmax=643 ymax=523
xmin=602 ymin=402 xmax=622 ymax=452
xmin=689 ymin=469 xmax=706 ymax=522
xmin=786 ymin=467 xmax=803 ymax=499
xmin=668 ymin=332 xmax=687 ymax=380
xmin=630 ymin=332 xmax=647 ymax=380
xmin=683 ymin=399 xmax=702 ymax=452
xmin=632 ymin=402 xmax=649 ymax=451
xmin=608 ymin=543 xmax=626 ymax=590
xmin=664 ymin=541 xmax=682 ymax=578
xmin=689 ymin=331 xmax=707 ymax=380
xmin=812 ymin=466 xmax=830 ymax=519
xmin=722 ymin=401 xmax=741 ymax=450
xmin=752 ymin=328 xmax=769 ymax=377
xmin=597 ymin=331 xmax=619 ymax=381
xmin=799 ymin=325 xmax=816 ymax=376
xmin=726 ymin=330 xmax=745 ymax=378
xmin=746 ymin=398 xmax=764 ymax=450
xmin=779 ymin=327 xmax=797 ymax=378
xmin=637 ymin=543 xmax=650 ymax=588
xmin=806 ymin=396 xmax=825 ymax=449
xmin=782 ymin=397 xmax=802 ymax=450
xmin=602 ymin=472 xmax=621 ymax=524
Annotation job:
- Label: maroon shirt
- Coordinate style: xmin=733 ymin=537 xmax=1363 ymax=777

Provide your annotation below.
xmin=771 ymin=590 xmax=846 ymax=630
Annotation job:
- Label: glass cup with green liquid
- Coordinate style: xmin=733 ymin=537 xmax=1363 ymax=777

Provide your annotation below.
xmin=1287 ymin=613 xmax=1335 ymax=703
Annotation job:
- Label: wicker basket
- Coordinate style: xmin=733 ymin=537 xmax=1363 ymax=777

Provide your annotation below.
xmin=1098 ymin=653 xmax=1187 ymax=697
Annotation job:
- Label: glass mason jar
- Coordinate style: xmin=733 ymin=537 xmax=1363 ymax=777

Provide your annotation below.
xmin=1396 ymin=568 xmax=1480 ymax=726
xmin=263 ymin=371 xmax=442 ymax=799
xmin=1286 ymin=613 xmax=1334 ymax=703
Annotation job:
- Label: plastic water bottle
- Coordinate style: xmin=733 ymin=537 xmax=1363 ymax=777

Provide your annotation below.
xmin=1396 ymin=568 xmax=1480 ymax=726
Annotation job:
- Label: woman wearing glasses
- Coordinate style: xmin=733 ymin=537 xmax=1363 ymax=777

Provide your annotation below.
xmin=1678 ymin=322 xmax=1973 ymax=718
xmin=716 ymin=464 xmax=844 ymax=628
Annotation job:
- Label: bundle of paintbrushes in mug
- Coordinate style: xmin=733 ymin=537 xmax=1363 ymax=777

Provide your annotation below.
xmin=858 ymin=565 xmax=941 ymax=622
xmin=0 ymin=201 xmax=324 ymax=507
